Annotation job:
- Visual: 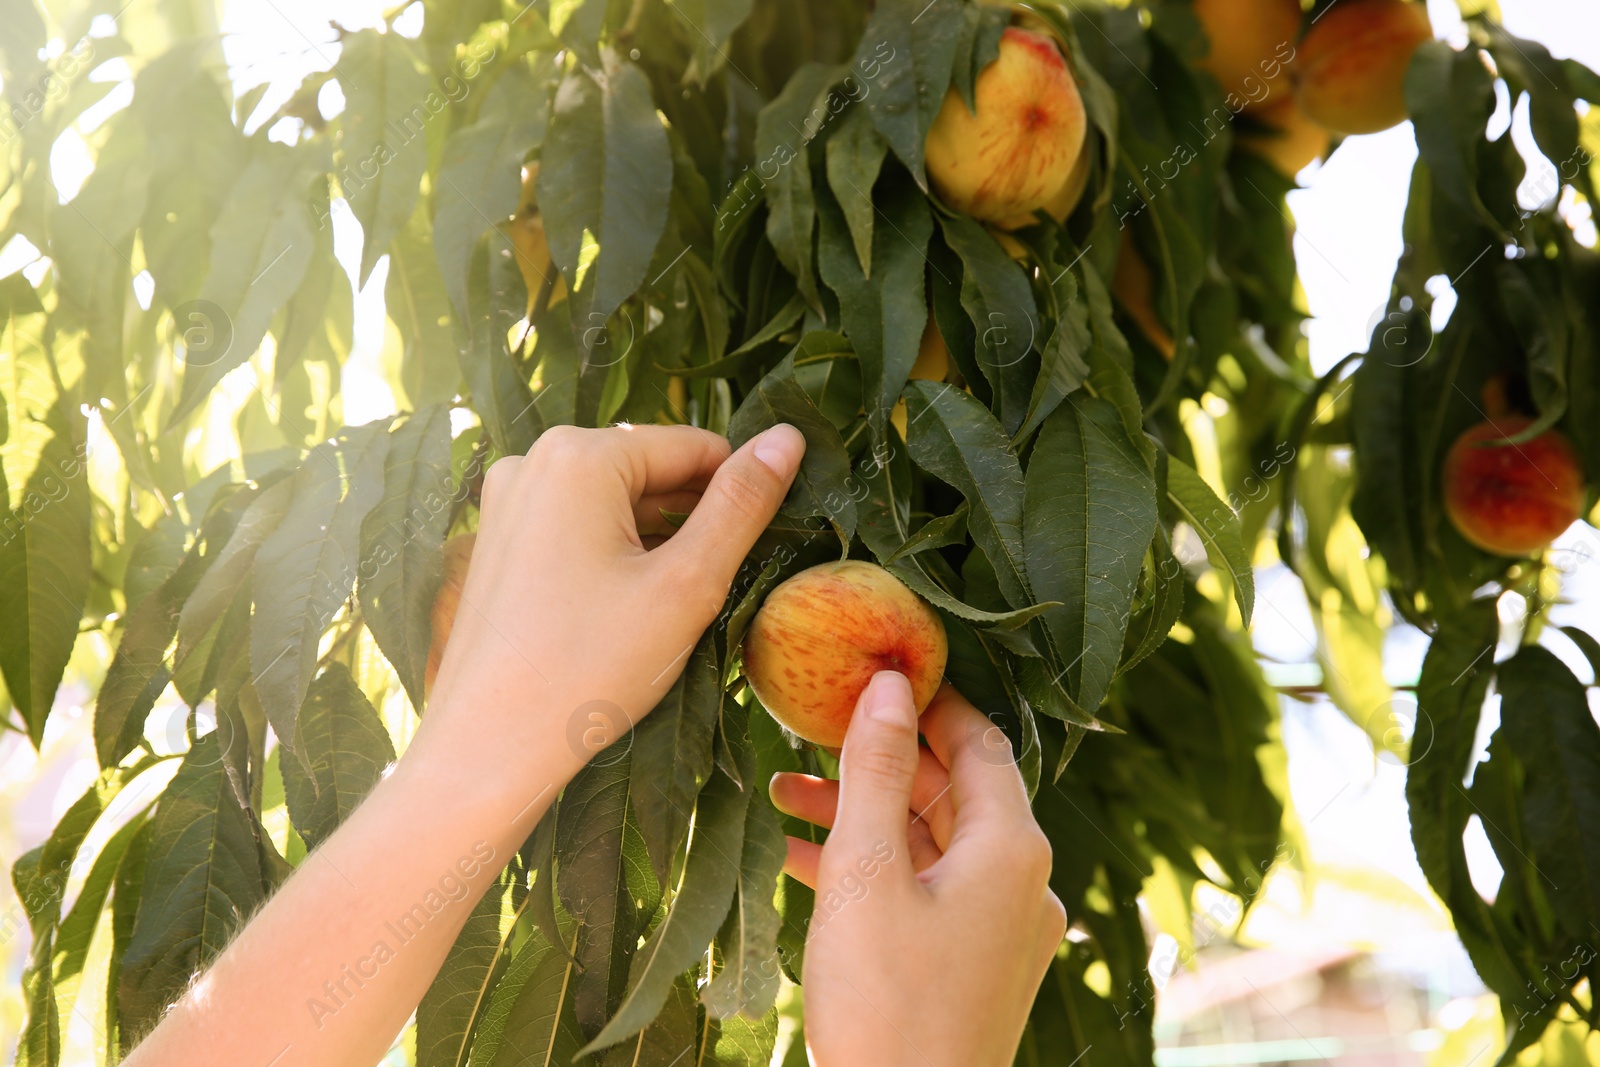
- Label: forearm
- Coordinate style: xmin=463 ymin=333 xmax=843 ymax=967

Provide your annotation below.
xmin=125 ymin=704 xmax=577 ymax=1067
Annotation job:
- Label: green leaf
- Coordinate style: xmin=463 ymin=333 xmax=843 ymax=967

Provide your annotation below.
xmin=388 ymin=202 xmax=463 ymax=410
xmin=337 ymin=29 xmax=434 ymax=285
xmin=51 ymin=111 xmax=147 ymax=397
xmin=1404 ymin=603 xmax=1513 ymax=977
xmin=702 ymin=794 xmax=786 ymax=1020
xmin=884 ymin=502 xmax=967 ymax=564
xmin=851 ymin=0 xmax=965 ymax=187
xmin=1164 ymin=457 xmax=1254 ymax=624
xmin=705 ymin=1009 xmax=780 ymax=1066
xmin=1560 ymin=626 xmax=1600 ymax=682
xmin=754 ymin=63 xmax=840 ymax=314
xmin=251 ymin=424 xmax=391 ymax=753
xmin=53 ymin=813 xmax=148 ymax=990
xmin=1024 ymin=395 xmax=1158 ymax=713
xmin=935 ymin=214 xmax=1041 ymax=436
xmin=580 ymin=763 xmax=750 ymax=1054
xmin=434 ymin=67 xmax=547 ymax=315
xmin=816 ymin=170 xmax=932 ymax=442
xmin=887 ymin=560 xmax=1054 ymax=630
xmin=669 ymin=0 xmax=756 ymax=81
xmin=130 ymin=43 xmax=249 ymax=312
xmin=417 ymin=867 xmax=517 ymax=1067
xmin=0 ymin=0 xmax=47 ymax=95
xmin=824 ymin=106 xmax=889 ymax=276
xmin=629 ymin=634 xmax=719 ymax=887
xmin=176 ymin=479 xmax=295 ymax=672
xmin=1120 ymin=528 xmax=1184 ymax=674
xmin=728 ymin=346 xmax=859 ymax=549
xmin=539 ymin=52 xmax=672 ymax=353
xmin=171 ymin=140 xmax=325 ymax=423
xmin=1405 ymin=41 xmax=1500 ymax=230
xmin=555 ymin=751 xmax=647 ymax=1035
xmin=458 ymin=226 xmax=540 ymax=454
xmin=1020 ymin=255 xmax=1093 ymax=441
xmin=485 ymin=920 xmax=587 ymax=1067
xmin=15 ymin=929 xmax=59 ymax=1067
xmin=600 ymin=974 xmax=700 ymax=1065
xmin=358 ymin=407 xmax=453 ymax=711
xmin=0 ymin=401 xmax=91 ymax=746
xmin=903 ymin=380 xmax=1029 ymax=607
xmin=1494 ymin=645 xmax=1600 ymax=941
xmin=280 ymin=663 xmax=396 ymax=850
xmin=118 ymin=732 xmax=269 ymax=1038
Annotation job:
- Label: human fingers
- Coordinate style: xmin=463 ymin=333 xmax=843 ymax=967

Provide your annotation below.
xmin=769 ymin=747 xmax=955 ymax=849
xmin=917 ymin=684 xmax=1034 ymax=833
xmin=783 ymin=836 xmax=822 ymax=888
xmin=651 ymin=424 xmax=804 ymax=604
xmin=633 ymin=490 xmax=703 ymax=537
xmin=591 ymin=423 xmax=731 ymax=500
xmin=824 ymin=672 xmax=923 ymax=883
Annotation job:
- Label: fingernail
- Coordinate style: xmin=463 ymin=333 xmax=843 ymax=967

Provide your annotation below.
xmin=863 ymin=671 xmax=914 ymax=725
xmin=753 ymin=424 xmax=806 ymax=479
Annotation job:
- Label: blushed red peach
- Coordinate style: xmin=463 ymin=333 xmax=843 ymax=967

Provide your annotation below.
xmin=924 ymin=27 xmax=1088 ymax=230
xmin=424 ymin=533 xmax=477 ymax=698
xmin=742 ymin=561 xmax=948 ymax=747
xmin=1443 ymin=418 xmax=1587 ymax=556
xmin=1294 ymin=0 xmax=1432 ymax=135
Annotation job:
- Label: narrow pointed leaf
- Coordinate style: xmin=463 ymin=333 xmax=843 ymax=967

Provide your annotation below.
xmin=251 ymin=425 xmax=391 ymax=753
xmin=1023 ymin=394 xmax=1157 ymax=714
xmin=358 ymin=406 xmax=454 ymax=711
xmin=580 ymin=764 xmax=749 ymax=1054
xmin=337 ymin=29 xmax=434 ymax=285
xmin=118 ymin=732 xmax=269 ymax=1037
xmin=1164 ymin=457 xmax=1254 ymax=624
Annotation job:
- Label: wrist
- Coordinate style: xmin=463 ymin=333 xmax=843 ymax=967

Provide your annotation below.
xmin=397 ymin=691 xmax=579 ymax=843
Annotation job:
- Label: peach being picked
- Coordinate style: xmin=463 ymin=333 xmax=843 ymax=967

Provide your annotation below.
xmin=1443 ymin=418 xmax=1587 ymax=557
xmin=1294 ymin=0 xmax=1432 ymax=135
xmin=924 ymin=26 xmax=1088 ymax=230
xmin=424 ymin=532 xmax=477 ymax=698
xmin=742 ymin=560 xmax=948 ymax=747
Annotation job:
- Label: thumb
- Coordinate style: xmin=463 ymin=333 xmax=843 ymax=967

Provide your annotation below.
xmin=829 ymin=672 xmax=921 ymax=872
xmin=658 ymin=423 xmax=805 ymax=593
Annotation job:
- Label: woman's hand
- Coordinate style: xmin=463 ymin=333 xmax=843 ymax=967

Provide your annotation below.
xmin=419 ymin=421 xmax=806 ymax=793
xmin=125 ymin=422 xmax=804 ymax=1067
xmin=771 ymin=674 xmax=1067 ymax=1067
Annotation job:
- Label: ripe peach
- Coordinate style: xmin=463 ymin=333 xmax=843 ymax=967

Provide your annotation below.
xmin=1294 ymin=0 xmax=1432 ymax=135
xmin=1111 ymin=232 xmax=1176 ymax=361
xmin=508 ymin=164 xmax=566 ymax=311
xmin=742 ymin=561 xmax=948 ymax=747
xmin=1192 ymin=0 xmax=1304 ymax=111
xmin=1443 ymin=418 xmax=1587 ymax=557
xmin=424 ymin=533 xmax=477 ymax=698
xmin=1238 ymin=97 xmax=1330 ymax=176
xmin=925 ymin=27 xmax=1088 ymax=230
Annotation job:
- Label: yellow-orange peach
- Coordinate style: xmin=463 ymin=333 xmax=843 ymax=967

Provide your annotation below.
xmin=1443 ymin=418 xmax=1587 ymax=557
xmin=1294 ymin=0 xmax=1432 ymax=135
xmin=925 ymin=27 xmax=1088 ymax=230
xmin=424 ymin=533 xmax=477 ymax=698
xmin=1111 ymin=232 xmax=1176 ymax=361
xmin=508 ymin=164 xmax=567 ymax=311
xmin=1237 ymin=97 xmax=1330 ymax=176
xmin=742 ymin=561 xmax=948 ymax=747
xmin=1192 ymin=0 xmax=1304 ymax=112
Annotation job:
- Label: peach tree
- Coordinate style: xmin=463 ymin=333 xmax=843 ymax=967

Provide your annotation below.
xmin=1 ymin=0 xmax=1598 ymax=1063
